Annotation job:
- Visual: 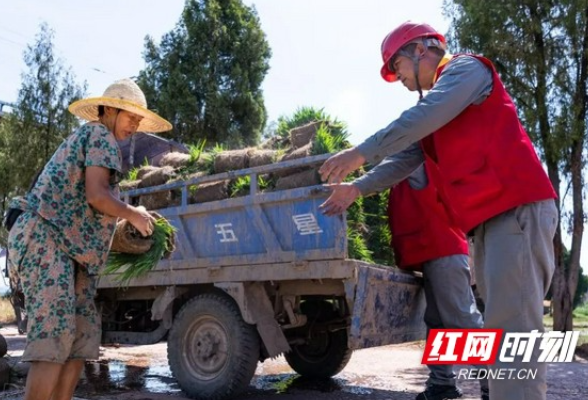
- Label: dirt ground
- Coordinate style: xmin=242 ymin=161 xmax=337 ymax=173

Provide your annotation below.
xmin=0 ymin=325 xmax=586 ymax=400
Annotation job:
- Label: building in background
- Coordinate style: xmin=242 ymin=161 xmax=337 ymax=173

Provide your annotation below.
xmin=0 ymin=100 xmax=14 ymax=119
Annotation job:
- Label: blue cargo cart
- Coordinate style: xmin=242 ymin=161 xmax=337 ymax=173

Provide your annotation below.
xmin=97 ymin=153 xmax=426 ymax=400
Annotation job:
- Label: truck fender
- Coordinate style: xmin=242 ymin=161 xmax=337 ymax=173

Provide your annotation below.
xmin=151 ymin=286 xmax=187 ymax=329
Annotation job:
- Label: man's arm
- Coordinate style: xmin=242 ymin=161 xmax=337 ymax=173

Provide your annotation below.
xmin=356 ymin=56 xmax=493 ymax=165
xmin=353 ymin=143 xmax=424 ymax=196
xmin=319 ymin=145 xmax=425 ymax=216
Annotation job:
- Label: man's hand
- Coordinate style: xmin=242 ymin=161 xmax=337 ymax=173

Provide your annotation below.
xmin=319 ymin=147 xmax=366 ymax=184
xmin=319 ymin=183 xmax=362 ymax=216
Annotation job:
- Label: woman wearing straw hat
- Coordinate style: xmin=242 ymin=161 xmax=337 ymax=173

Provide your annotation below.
xmin=6 ymin=78 xmax=172 ymax=400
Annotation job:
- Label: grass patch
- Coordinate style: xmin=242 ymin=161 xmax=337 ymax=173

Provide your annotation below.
xmin=230 ymin=176 xmax=251 ymax=198
xmin=310 ymin=123 xmax=349 ymax=155
xmin=201 ymin=143 xmax=225 ymax=174
xmin=229 ymin=175 xmax=270 ymax=197
xmin=543 ymin=305 xmax=588 ymax=328
xmin=177 ymin=140 xmax=208 ymax=177
xmin=187 ymin=140 xmax=206 ymax=164
xmin=127 ymin=167 xmax=140 ymax=181
xmin=574 ymin=303 xmax=588 ymax=319
xmin=543 ymin=304 xmax=588 ymax=354
xmin=104 ymin=218 xmax=176 ymax=286
xmin=125 ymin=157 xmax=150 ymax=181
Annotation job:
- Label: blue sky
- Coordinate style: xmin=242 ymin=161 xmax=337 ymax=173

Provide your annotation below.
xmin=0 ymin=0 xmax=450 ymax=286
xmin=0 ymin=0 xmax=450 ymax=144
xmin=1 ymin=1 xmax=587 ymax=269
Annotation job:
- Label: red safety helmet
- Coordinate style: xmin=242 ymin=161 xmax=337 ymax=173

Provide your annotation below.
xmin=380 ymin=22 xmax=446 ymax=82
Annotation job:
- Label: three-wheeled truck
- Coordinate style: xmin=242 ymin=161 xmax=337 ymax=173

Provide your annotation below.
xmin=95 ymin=153 xmax=426 ymax=399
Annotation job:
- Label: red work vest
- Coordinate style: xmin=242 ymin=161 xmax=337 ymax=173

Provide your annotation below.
xmin=387 ymin=170 xmax=468 ymax=271
xmin=421 ymin=55 xmax=556 ymax=233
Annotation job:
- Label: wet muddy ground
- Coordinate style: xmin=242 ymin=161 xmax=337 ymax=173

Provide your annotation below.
xmin=1 ymin=325 xmax=586 ymax=400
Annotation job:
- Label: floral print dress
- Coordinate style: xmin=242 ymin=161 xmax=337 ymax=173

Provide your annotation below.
xmin=7 ymin=122 xmax=121 ymax=363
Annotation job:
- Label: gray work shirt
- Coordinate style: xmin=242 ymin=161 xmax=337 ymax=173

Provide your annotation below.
xmin=353 ymin=55 xmax=493 ymax=196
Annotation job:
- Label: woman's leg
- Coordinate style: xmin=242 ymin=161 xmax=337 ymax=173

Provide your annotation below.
xmin=51 ymin=359 xmax=85 ymax=400
xmin=8 ymin=213 xmax=81 ymax=400
xmin=23 ymin=362 xmax=62 ymax=400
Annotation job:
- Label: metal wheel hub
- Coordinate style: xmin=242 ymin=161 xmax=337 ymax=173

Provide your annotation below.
xmin=301 ymin=332 xmax=330 ymax=358
xmin=185 ymin=318 xmax=229 ymax=379
xmin=195 ymin=331 xmax=220 ymax=360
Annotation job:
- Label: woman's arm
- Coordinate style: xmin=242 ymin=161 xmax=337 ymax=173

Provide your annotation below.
xmin=85 ymin=165 xmax=154 ymax=236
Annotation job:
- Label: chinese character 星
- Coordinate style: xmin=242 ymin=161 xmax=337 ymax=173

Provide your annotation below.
xmin=292 ymin=213 xmax=323 ymax=235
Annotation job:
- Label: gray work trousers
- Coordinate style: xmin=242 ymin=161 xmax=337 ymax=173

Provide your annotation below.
xmin=422 ymin=254 xmax=485 ymax=387
xmin=473 ymin=200 xmax=558 ymax=400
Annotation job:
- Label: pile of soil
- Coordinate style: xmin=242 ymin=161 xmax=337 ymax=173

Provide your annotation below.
xmin=110 ymin=212 xmax=176 ymax=257
xmin=119 ymin=120 xmax=329 ymax=210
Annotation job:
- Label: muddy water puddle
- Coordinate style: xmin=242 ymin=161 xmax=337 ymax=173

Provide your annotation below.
xmin=79 ymin=358 xmax=391 ymax=397
xmin=79 ymin=360 xmax=181 ymax=395
xmin=251 ymin=374 xmax=376 ymax=395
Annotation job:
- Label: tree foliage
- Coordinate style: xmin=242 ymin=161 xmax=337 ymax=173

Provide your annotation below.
xmin=546 ymin=246 xmax=588 ymax=308
xmin=137 ymin=0 xmax=271 ymax=147
xmin=444 ymin=0 xmax=587 ymax=330
xmin=0 ymin=23 xmax=86 ymax=247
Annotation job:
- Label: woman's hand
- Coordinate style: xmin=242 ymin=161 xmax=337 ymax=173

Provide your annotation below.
xmin=128 ymin=206 xmax=156 ymax=237
xmin=86 ymin=166 xmax=155 ymax=236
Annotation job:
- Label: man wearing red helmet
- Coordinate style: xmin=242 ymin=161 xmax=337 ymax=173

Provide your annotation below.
xmin=320 ymin=21 xmax=557 ymax=400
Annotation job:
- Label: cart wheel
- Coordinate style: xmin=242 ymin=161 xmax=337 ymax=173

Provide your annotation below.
xmin=0 ymin=334 xmax=7 ymax=357
xmin=285 ymin=300 xmax=352 ymax=378
xmin=168 ymin=292 xmax=260 ymax=400
xmin=0 ymin=357 xmax=9 ymax=388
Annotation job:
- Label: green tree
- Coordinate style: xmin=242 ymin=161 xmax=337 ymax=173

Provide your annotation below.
xmin=575 ymin=270 xmax=588 ymax=308
xmin=0 ymin=23 xmax=86 ymax=247
xmin=0 ymin=117 xmax=15 ymax=246
xmin=546 ymin=248 xmax=588 ymax=308
xmin=562 ymin=250 xmax=588 ymax=309
xmin=444 ymin=0 xmax=587 ymax=330
xmin=137 ymin=0 xmax=271 ymax=147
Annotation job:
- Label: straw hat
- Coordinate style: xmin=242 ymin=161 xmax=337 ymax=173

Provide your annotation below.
xmin=68 ymin=78 xmax=172 ymax=133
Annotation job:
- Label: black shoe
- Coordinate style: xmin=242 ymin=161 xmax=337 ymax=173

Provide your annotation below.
xmin=415 ymin=384 xmax=463 ymax=400
xmin=481 ymin=387 xmax=489 ymax=400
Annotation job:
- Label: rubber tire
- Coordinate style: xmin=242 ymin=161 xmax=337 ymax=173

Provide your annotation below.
xmin=0 ymin=358 xmax=9 ymax=388
xmin=285 ymin=300 xmax=352 ymax=378
xmin=168 ymin=293 xmax=260 ymax=400
xmin=0 ymin=334 xmax=7 ymax=357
